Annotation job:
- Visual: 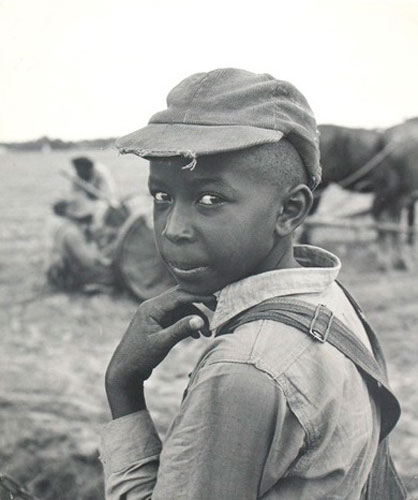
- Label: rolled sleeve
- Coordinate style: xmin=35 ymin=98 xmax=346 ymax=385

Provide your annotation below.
xmin=100 ymin=410 xmax=162 ymax=499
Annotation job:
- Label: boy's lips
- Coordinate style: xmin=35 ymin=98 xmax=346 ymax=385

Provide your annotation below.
xmin=166 ymin=260 xmax=210 ymax=278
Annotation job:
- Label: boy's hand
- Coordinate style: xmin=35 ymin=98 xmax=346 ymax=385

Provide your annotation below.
xmin=105 ymin=287 xmax=216 ymax=418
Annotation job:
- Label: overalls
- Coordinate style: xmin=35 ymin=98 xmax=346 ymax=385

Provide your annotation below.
xmin=218 ymin=281 xmax=407 ymax=500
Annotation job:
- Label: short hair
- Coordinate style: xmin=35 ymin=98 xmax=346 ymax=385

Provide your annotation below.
xmin=72 ymin=156 xmax=94 ymax=171
xmin=245 ymin=139 xmax=307 ymax=187
xmin=216 ymin=139 xmax=308 ymax=190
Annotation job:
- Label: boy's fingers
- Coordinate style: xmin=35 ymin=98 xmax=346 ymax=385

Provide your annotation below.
xmin=163 ymin=303 xmax=210 ymax=329
xmin=148 ymin=287 xmax=216 ymax=321
xmin=161 ymin=315 xmax=206 ymax=346
xmin=190 ymin=318 xmax=211 ymax=339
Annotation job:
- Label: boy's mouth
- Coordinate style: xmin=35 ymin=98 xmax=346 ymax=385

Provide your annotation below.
xmin=167 ymin=260 xmax=210 ymax=278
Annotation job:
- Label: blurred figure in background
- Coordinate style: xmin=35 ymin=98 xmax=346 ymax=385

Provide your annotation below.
xmin=71 ymin=156 xmax=118 ymax=228
xmin=47 ymin=196 xmax=116 ymax=293
xmin=71 ymin=156 xmax=116 ymax=201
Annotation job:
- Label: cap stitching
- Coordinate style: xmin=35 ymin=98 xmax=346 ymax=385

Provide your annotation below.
xmin=183 ymin=73 xmax=211 ymax=124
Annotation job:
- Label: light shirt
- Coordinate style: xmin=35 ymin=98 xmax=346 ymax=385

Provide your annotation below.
xmin=100 ymin=245 xmax=380 ymax=500
xmin=72 ymin=162 xmax=117 ymax=202
xmin=71 ymin=162 xmax=117 ymax=227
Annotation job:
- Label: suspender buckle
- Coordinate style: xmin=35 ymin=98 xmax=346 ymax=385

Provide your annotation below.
xmin=309 ymin=304 xmax=334 ymax=343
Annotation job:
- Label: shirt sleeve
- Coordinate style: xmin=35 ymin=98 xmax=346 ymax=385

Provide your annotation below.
xmin=100 ymin=411 xmax=162 ymax=500
xmin=100 ymin=361 xmax=305 ymax=500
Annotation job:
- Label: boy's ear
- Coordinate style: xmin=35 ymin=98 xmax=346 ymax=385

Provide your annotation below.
xmin=274 ymin=184 xmax=313 ymax=237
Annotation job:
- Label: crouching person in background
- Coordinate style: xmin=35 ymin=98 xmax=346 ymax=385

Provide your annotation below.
xmin=47 ymin=197 xmax=116 ymax=293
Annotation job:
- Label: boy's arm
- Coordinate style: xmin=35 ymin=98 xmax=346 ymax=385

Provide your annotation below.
xmin=100 ymin=410 xmax=161 ymax=500
xmin=100 ymin=361 xmax=305 ymax=500
xmin=100 ymin=287 xmax=215 ymax=499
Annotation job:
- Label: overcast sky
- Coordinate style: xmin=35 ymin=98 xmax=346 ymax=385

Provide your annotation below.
xmin=2 ymin=0 xmax=418 ymax=142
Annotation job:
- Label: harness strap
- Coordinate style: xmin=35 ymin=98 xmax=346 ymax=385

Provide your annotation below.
xmin=338 ymin=140 xmax=401 ymax=190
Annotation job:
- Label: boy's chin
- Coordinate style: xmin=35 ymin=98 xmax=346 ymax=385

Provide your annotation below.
xmin=173 ymin=278 xmax=220 ymax=297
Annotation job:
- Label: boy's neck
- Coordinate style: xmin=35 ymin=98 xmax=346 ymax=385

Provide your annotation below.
xmin=256 ymin=238 xmax=302 ymax=275
xmin=274 ymin=248 xmax=302 ymax=270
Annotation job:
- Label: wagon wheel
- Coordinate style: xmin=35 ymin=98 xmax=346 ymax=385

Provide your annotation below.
xmin=113 ymin=213 xmax=176 ymax=300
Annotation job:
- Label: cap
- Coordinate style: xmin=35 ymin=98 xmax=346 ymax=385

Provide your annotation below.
xmin=116 ymin=68 xmax=321 ymax=189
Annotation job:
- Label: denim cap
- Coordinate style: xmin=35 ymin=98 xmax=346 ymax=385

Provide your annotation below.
xmin=116 ymin=68 xmax=321 ymax=189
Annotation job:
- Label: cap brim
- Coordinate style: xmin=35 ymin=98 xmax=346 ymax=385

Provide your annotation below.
xmin=115 ymin=124 xmax=284 ymax=158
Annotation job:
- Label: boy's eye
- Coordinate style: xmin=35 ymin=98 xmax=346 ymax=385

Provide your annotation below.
xmin=153 ymin=191 xmax=172 ymax=203
xmin=198 ymin=194 xmax=223 ymax=206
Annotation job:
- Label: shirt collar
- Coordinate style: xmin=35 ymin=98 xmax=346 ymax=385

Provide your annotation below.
xmin=210 ymin=245 xmax=341 ymax=331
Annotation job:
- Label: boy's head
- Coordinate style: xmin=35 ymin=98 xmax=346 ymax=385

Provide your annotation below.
xmin=117 ymin=68 xmax=321 ymax=189
xmin=116 ymin=68 xmax=320 ymax=293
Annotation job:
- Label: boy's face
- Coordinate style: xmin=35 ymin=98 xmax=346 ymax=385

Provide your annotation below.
xmin=148 ymin=152 xmax=287 ymax=295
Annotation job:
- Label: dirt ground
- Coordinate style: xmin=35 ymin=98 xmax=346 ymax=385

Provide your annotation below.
xmin=1 ymin=150 xmax=417 ymax=499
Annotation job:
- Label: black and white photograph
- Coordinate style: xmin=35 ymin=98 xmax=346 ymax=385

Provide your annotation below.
xmin=1 ymin=1 xmax=418 ymax=498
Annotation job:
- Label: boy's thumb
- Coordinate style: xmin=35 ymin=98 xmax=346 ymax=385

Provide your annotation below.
xmin=163 ymin=315 xmax=206 ymax=345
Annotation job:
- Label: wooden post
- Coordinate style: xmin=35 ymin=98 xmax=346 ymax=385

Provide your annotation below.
xmin=304 ymin=216 xmax=416 ymax=236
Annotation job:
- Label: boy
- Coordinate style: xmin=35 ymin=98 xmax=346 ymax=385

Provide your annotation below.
xmin=100 ymin=69 xmax=404 ymax=499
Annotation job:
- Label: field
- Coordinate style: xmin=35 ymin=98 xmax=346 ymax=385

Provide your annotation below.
xmin=1 ymin=149 xmax=418 ymax=499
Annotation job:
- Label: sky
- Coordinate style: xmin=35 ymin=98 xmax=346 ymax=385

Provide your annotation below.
xmin=1 ymin=0 xmax=418 ymax=142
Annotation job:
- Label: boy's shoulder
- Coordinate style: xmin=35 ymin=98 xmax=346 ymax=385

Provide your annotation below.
xmin=200 ymin=316 xmax=349 ymax=384
xmin=191 ymin=315 xmax=375 ymax=442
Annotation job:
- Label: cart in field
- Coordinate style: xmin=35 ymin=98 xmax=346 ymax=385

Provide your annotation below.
xmin=112 ymin=211 xmax=176 ymax=300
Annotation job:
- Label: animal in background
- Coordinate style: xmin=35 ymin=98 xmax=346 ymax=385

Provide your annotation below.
xmin=302 ymin=122 xmax=418 ymax=269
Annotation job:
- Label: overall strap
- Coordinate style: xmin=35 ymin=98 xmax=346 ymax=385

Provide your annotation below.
xmin=335 ymin=282 xmax=408 ymax=499
xmin=336 ymin=280 xmax=388 ymax=375
xmin=217 ymin=295 xmax=401 ymax=441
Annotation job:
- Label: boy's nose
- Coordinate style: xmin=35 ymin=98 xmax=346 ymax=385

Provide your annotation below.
xmin=162 ymin=206 xmax=194 ymax=243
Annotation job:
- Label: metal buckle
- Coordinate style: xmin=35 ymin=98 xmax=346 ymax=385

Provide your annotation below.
xmin=309 ymin=304 xmax=333 ymax=343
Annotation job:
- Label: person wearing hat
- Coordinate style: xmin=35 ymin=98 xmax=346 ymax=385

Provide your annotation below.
xmin=70 ymin=156 xmax=118 ymax=228
xmin=100 ymin=69 xmax=405 ymax=499
xmin=47 ymin=195 xmax=115 ymax=291
xmin=71 ymin=156 xmax=116 ymax=202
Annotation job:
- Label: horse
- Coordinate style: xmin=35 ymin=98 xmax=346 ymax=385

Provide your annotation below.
xmin=302 ymin=122 xmax=418 ymax=269
xmin=372 ymin=118 xmax=418 ymax=268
